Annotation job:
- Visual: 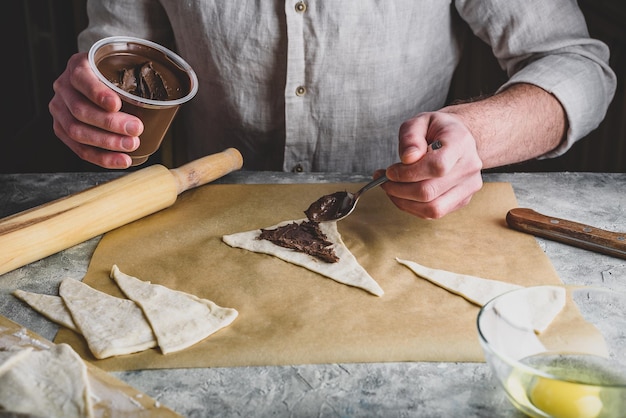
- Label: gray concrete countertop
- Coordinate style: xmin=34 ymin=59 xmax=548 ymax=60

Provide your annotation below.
xmin=1 ymin=170 xmax=625 ymax=417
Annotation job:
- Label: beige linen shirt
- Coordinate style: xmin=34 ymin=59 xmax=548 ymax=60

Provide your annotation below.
xmin=79 ymin=0 xmax=616 ymax=172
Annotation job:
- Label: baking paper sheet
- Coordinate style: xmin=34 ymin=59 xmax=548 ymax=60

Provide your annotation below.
xmin=55 ymin=182 xmax=563 ymax=371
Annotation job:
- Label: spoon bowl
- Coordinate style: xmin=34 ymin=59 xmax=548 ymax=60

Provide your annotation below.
xmin=305 ymin=140 xmax=442 ymax=222
xmin=304 ymin=175 xmax=389 ymax=222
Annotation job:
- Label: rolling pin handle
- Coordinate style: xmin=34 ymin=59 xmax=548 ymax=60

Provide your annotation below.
xmin=170 ymin=148 xmax=243 ymax=195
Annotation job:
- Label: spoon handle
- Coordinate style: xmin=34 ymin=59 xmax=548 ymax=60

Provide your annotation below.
xmin=356 ymin=174 xmax=389 ymax=197
xmin=357 ymin=140 xmax=441 ymax=197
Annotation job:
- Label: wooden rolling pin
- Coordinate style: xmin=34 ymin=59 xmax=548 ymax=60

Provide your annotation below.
xmin=0 ymin=148 xmax=243 ymax=276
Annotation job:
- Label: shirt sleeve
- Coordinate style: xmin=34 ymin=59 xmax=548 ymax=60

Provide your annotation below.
xmin=455 ymin=0 xmax=616 ymax=158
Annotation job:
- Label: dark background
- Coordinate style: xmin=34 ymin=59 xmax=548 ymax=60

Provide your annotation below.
xmin=2 ymin=0 xmax=625 ymax=173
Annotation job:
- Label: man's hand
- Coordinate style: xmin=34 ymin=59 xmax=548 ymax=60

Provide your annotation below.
xmin=381 ymin=112 xmax=483 ymax=219
xmin=383 ymin=83 xmax=566 ymax=219
xmin=49 ymin=52 xmax=143 ymax=169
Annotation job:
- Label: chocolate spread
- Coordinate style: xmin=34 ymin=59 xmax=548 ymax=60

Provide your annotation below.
xmin=305 ymin=191 xmax=351 ymax=222
xmin=114 ymin=61 xmax=168 ymax=100
xmin=258 ymin=221 xmax=339 ymax=263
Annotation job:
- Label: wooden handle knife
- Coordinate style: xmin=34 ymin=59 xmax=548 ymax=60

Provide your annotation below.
xmin=506 ymin=208 xmax=626 ymax=259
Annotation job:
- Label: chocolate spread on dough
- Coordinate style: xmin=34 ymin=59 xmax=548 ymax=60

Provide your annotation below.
xmin=114 ymin=61 xmax=168 ymax=100
xmin=258 ymin=221 xmax=339 ymax=263
xmin=304 ymin=191 xmax=351 ymax=222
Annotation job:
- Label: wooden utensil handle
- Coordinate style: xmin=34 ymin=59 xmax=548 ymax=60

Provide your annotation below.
xmin=506 ymin=208 xmax=626 ymax=259
xmin=171 ymin=148 xmax=243 ymax=194
xmin=0 ymin=148 xmax=243 ymax=276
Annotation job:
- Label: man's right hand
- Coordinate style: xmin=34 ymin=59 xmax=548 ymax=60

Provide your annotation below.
xmin=49 ymin=52 xmax=143 ymax=169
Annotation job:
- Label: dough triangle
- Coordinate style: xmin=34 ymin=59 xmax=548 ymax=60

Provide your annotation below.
xmin=0 ymin=344 xmax=93 ymax=418
xmin=13 ymin=289 xmax=78 ymax=332
xmin=396 ymin=258 xmax=521 ymax=306
xmin=110 ymin=265 xmax=239 ymax=355
xmin=223 ymin=219 xmax=384 ymax=296
xmin=490 ymin=285 xmax=566 ymax=333
xmin=0 ymin=347 xmax=33 ymax=377
xmin=397 ymin=258 xmax=566 ymax=333
xmin=59 ymin=279 xmax=157 ymax=359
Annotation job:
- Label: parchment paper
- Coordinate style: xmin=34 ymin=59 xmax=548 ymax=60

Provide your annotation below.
xmin=55 ymin=182 xmax=563 ymax=371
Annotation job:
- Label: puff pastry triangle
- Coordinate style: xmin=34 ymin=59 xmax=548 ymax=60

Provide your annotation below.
xmin=110 ymin=265 xmax=239 ymax=355
xmin=59 ymin=278 xmax=157 ymax=359
xmin=223 ymin=219 xmax=383 ymax=296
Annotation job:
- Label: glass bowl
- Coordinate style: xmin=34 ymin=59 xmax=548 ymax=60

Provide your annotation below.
xmin=477 ymin=285 xmax=626 ymax=418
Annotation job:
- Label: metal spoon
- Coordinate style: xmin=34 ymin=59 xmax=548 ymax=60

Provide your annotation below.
xmin=304 ymin=175 xmax=389 ymax=222
xmin=304 ymin=140 xmax=443 ymax=222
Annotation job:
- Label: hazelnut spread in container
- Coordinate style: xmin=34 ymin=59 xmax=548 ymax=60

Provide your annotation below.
xmin=88 ymin=36 xmax=198 ymax=165
xmin=259 ymin=221 xmax=339 ymax=263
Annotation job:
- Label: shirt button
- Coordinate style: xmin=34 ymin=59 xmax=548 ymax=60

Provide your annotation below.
xmin=295 ymin=86 xmax=307 ymax=96
xmin=295 ymin=2 xmax=307 ymax=13
xmin=292 ymin=164 xmax=304 ymax=172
